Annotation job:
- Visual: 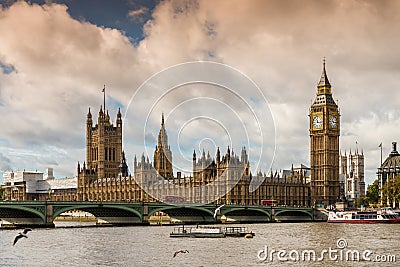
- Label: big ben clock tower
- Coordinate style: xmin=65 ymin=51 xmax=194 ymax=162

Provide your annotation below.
xmin=309 ymin=60 xmax=340 ymax=206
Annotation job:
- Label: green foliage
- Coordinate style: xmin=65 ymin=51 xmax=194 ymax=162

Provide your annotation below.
xmin=0 ymin=186 xmax=5 ymax=201
xmin=366 ymin=179 xmax=380 ymax=204
xmin=355 ymin=196 xmax=370 ymax=208
xmin=381 ymin=174 xmax=400 ymax=205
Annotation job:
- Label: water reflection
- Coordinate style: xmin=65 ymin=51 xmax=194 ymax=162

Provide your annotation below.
xmin=0 ymin=223 xmax=398 ymax=266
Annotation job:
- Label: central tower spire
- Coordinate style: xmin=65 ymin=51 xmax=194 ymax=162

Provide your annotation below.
xmin=154 ymin=113 xmax=173 ymax=179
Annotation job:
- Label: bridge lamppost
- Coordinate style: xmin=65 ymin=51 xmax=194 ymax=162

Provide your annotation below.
xmin=47 ymin=187 xmax=52 ymax=201
xmin=312 ymin=199 xmax=316 ymax=221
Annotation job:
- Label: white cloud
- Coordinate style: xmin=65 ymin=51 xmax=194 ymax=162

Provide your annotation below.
xmin=1 ymin=0 xmax=400 ymax=186
xmin=127 ymin=6 xmax=149 ymax=22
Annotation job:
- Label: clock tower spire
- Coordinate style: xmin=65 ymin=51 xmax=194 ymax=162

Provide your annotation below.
xmin=309 ymin=59 xmax=340 ymax=206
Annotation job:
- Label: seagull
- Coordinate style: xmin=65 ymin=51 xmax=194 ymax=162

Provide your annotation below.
xmin=13 ymin=228 xmax=32 ymax=246
xmin=173 ymin=249 xmax=189 ymax=258
xmin=214 ymin=204 xmax=225 ymax=219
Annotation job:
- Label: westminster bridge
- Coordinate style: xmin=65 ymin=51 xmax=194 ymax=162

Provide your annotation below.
xmin=0 ymin=201 xmax=321 ymax=227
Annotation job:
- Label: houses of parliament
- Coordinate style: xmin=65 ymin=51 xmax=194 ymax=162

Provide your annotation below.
xmin=2 ymin=62 xmax=341 ymax=207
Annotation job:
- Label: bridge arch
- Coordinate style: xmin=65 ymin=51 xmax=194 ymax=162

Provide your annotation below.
xmin=149 ymin=205 xmax=214 ymax=217
xmin=222 ymin=207 xmax=271 ymax=222
xmin=274 ymin=209 xmax=313 ymax=221
xmin=149 ymin=205 xmax=215 ymax=223
xmin=52 ymin=204 xmax=143 ymax=222
xmin=0 ymin=205 xmax=46 ymax=224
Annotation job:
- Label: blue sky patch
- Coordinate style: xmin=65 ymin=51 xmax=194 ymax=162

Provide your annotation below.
xmin=0 ymin=62 xmax=16 ymax=74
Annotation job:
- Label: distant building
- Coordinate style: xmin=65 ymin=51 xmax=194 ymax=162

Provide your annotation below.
xmin=377 ymin=142 xmax=400 ymax=207
xmin=339 ymin=148 xmax=365 ymax=202
xmin=1 ymin=168 xmax=77 ymax=201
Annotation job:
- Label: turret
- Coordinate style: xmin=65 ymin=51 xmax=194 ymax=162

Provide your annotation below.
xmin=193 ymin=149 xmax=197 ymax=171
xmin=106 ymin=110 xmax=110 ymax=123
xmin=118 ymin=151 xmax=129 ymax=177
xmin=86 ymin=108 xmax=93 ymax=169
xmin=216 ymin=147 xmax=220 ymax=163
xmin=241 ymin=146 xmax=248 ymax=163
xmin=117 ymin=107 xmax=122 ymax=128
xmin=87 ymin=108 xmax=92 ymax=126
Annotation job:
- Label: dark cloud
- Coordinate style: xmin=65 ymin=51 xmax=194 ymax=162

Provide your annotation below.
xmin=0 ymin=152 xmax=12 ymax=171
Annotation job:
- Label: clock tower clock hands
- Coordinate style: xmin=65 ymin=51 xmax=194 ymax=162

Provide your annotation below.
xmin=312 ymin=115 xmax=323 ymax=129
xmin=329 ymin=115 xmax=338 ymax=128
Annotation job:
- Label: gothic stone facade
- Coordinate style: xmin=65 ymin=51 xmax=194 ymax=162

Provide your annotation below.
xmin=77 ymin=111 xmax=310 ymax=206
xmin=309 ymin=61 xmax=340 ymax=206
xmin=339 ymin=148 xmax=365 ymax=200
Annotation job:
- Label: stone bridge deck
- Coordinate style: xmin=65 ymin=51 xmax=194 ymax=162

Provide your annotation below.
xmin=0 ymin=201 xmax=317 ymax=227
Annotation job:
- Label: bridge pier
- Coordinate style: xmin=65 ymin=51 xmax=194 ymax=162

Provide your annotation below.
xmin=45 ymin=202 xmax=55 ymax=228
xmin=142 ymin=203 xmax=149 ymax=224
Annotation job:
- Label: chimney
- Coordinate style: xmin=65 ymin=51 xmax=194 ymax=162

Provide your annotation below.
xmin=390 ymin=141 xmax=399 ymax=157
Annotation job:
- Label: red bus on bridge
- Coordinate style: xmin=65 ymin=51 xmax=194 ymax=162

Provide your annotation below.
xmin=261 ymin=199 xmax=278 ymax=206
xmin=161 ymin=195 xmax=185 ymax=204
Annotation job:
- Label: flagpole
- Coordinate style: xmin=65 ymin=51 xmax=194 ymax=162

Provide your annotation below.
xmin=380 ymin=143 xmax=382 ymax=167
xmin=103 ymin=85 xmax=106 ymax=111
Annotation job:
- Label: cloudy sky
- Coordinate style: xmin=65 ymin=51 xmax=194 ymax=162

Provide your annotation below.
xmin=0 ymin=0 xmax=399 ymax=186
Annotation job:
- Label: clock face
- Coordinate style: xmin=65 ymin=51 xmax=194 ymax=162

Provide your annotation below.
xmin=312 ymin=115 xmax=323 ymax=129
xmin=329 ymin=115 xmax=337 ymax=128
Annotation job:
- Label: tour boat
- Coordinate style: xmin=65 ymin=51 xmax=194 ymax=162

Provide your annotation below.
xmin=328 ymin=208 xmax=400 ymax=224
xmin=170 ymin=225 xmax=226 ymax=238
xmin=170 ymin=225 xmax=256 ymax=238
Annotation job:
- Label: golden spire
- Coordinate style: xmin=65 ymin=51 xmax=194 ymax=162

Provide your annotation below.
xmin=318 ymin=57 xmax=331 ymax=88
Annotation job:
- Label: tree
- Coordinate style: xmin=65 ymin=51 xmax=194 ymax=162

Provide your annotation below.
xmin=381 ymin=174 xmax=400 ymax=208
xmin=355 ymin=196 xmax=370 ymax=208
xmin=0 ymin=186 xmax=5 ymax=201
xmin=366 ymin=179 xmax=380 ymax=204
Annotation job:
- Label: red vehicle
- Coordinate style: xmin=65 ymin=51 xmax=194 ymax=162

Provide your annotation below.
xmin=261 ymin=199 xmax=278 ymax=206
xmin=162 ymin=195 xmax=185 ymax=204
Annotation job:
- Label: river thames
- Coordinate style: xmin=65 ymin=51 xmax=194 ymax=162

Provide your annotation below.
xmin=0 ymin=222 xmax=398 ymax=266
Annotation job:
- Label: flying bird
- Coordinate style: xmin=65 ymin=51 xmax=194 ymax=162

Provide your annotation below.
xmin=214 ymin=204 xmax=225 ymax=219
xmin=13 ymin=228 xmax=32 ymax=246
xmin=173 ymin=249 xmax=189 ymax=258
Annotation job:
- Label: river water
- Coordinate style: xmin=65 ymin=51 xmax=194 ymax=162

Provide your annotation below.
xmin=0 ymin=222 xmax=399 ymax=266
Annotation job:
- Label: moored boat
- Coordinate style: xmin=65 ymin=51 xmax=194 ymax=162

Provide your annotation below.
xmin=328 ymin=207 xmax=400 ymax=223
xmin=224 ymin=226 xmax=255 ymax=237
